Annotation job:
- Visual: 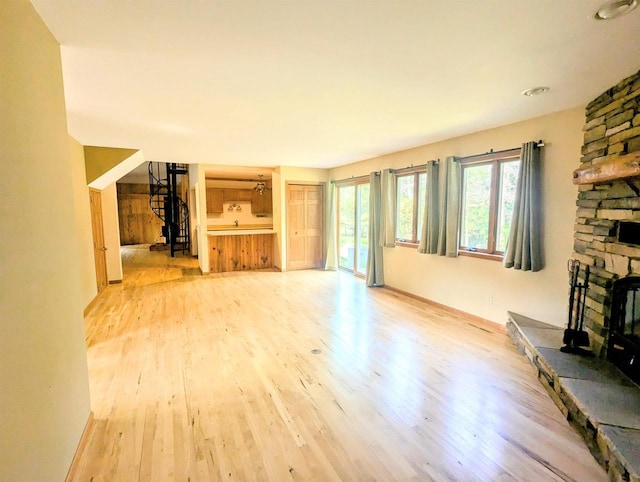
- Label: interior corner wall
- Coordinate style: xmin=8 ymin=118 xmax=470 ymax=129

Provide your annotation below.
xmin=69 ymin=136 xmax=98 ymax=307
xmin=329 ymin=107 xmax=585 ymax=327
xmin=0 ymin=2 xmax=91 ymax=481
xmin=272 ymin=168 xmax=283 ymax=269
xmin=101 ymin=183 xmax=123 ymax=282
xmin=192 ymin=164 xmax=209 ymax=273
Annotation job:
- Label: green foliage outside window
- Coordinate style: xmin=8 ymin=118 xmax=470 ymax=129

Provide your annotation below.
xmin=357 ymin=184 xmax=370 ymax=273
xmin=497 ymin=161 xmax=520 ymax=252
xmin=460 ymin=154 xmax=521 ymax=255
xmin=338 ymin=185 xmax=355 ymax=267
xmin=396 ymin=176 xmax=415 ymax=241
xmin=461 ymin=164 xmax=492 ymax=250
xmin=395 ymin=172 xmax=427 ymax=243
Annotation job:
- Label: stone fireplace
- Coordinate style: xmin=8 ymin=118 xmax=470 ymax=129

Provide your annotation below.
xmin=572 ymin=68 xmax=640 ymax=358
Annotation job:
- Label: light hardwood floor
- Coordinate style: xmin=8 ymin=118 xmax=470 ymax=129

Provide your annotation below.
xmin=73 ymin=245 xmax=605 ymax=481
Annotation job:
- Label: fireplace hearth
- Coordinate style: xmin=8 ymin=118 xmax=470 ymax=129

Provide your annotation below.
xmin=609 ymin=276 xmax=640 ymax=384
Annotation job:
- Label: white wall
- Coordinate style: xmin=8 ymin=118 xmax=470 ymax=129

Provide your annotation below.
xmin=101 ymin=182 xmax=123 ymax=282
xmin=0 ymin=2 xmax=92 ymax=480
xmin=330 ymin=107 xmax=585 ymax=327
xmin=69 ymin=136 xmax=98 ymax=308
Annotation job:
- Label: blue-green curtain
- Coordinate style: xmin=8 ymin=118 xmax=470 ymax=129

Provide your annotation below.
xmin=379 ymin=169 xmax=396 ymax=248
xmin=437 ymin=156 xmax=461 ymax=257
xmin=418 ymin=161 xmax=439 ymax=254
xmin=366 ymin=172 xmax=384 ymax=287
xmin=504 ymin=141 xmax=542 ymax=271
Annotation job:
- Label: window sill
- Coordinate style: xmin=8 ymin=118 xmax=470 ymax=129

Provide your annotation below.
xmin=458 ymin=250 xmax=503 ymax=262
xmin=393 ymin=243 xmax=504 ymax=262
xmin=396 ymin=241 xmax=419 ymax=248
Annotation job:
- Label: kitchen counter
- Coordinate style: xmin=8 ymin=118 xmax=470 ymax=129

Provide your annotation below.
xmin=207 ymin=230 xmax=275 ymax=272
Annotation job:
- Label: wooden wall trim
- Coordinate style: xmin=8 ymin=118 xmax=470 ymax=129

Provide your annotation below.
xmin=573 ymin=151 xmax=640 ymax=185
xmin=383 ymin=285 xmax=507 ymax=334
xmin=83 ymin=294 xmax=101 ymax=317
xmin=65 ymin=411 xmax=94 ymax=482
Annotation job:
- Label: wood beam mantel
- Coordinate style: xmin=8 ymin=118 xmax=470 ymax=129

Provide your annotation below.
xmin=573 ymin=151 xmax=640 ymax=185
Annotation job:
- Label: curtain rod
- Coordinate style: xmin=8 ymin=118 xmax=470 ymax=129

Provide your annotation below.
xmin=458 ymin=140 xmax=544 ymax=162
xmin=333 ymin=160 xmax=437 ymax=182
xmin=390 ymin=160 xmax=438 ymax=173
xmin=331 ymin=139 xmax=544 ymax=182
xmin=334 ymin=174 xmax=370 ymax=184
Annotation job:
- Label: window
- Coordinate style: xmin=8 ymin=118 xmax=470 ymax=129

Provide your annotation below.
xmin=459 ymin=149 xmax=520 ymax=258
xmin=395 ymin=170 xmax=427 ymax=244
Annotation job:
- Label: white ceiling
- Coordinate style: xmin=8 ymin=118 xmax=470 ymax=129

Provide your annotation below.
xmin=31 ymin=0 xmax=640 ymax=170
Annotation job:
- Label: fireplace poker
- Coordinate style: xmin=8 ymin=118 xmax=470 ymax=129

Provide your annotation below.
xmin=563 ymin=259 xmax=580 ymax=345
xmin=574 ymin=264 xmax=591 ymax=348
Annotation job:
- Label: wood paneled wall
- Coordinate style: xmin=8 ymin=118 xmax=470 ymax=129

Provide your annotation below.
xmin=117 ymin=183 xmax=150 ymax=195
xmin=117 ymin=184 xmax=163 ymax=245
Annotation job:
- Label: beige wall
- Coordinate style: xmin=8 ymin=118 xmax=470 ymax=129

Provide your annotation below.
xmin=101 ymin=182 xmax=124 ymax=282
xmin=0 ymin=2 xmax=91 ymax=480
xmin=330 ymin=107 xmax=585 ymax=326
xmin=70 ymin=136 xmax=98 ymax=307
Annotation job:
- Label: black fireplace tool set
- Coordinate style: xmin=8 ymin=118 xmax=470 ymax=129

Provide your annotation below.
xmin=561 ymin=259 xmax=594 ymax=356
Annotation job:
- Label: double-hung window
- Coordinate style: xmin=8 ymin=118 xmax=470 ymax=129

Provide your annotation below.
xmin=395 ymin=169 xmax=427 ymax=245
xmin=459 ymin=149 xmax=520 ymax=259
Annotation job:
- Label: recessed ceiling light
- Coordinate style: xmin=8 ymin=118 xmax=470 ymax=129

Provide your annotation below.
xmin=521 ymin=87 xmax=550 ymax=97
xmin=594 ymin=0 xmax=637 ymax=20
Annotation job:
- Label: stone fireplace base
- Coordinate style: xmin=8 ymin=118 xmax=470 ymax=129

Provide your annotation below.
xmin=508 ymin=312 xmax=640 ymax=481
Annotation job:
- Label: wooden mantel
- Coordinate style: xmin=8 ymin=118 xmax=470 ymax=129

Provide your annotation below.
xmin=573 ymin=151 xmax=640 ymax=185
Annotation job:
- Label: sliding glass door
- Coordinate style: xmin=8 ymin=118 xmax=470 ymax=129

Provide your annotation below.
xmin=337 ymin=181 xmax=370 ymax=276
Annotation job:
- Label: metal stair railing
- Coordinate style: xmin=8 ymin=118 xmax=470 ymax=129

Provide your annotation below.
xmin=147 ymin=161 xmax=190 ymax=256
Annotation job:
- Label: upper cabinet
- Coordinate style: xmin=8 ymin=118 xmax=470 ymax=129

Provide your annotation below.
xmin=206 ymin=188 xmax=224 ymax=213
xmin=251 ymin=189 xmax=273 ymax=214
xmin=205 ymin=180 xmax=272 ymax=215
xmin=223 ymin=189 xmax=253 ymax=202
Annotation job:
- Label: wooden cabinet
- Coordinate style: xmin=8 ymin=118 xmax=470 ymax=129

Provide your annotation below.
xmin=209 ymin=234 xmax=274 ymax=272
xmin=207 ymin=186 xmax=272 ymax=215
xmin=251 ymin=189 xmax=273 ymax=214
xmin=206 ymin=188 xmax=223 ymax=213
xmin=222 ymin=188 xmax=253 ymax=202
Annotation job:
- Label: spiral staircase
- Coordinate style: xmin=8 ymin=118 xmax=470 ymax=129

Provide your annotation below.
xmin=148 ymin=162 xmax=190 ymax=257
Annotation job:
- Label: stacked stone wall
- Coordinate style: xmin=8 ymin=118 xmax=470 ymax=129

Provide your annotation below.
xmin=574 ymin=69 xmax=640 ymax=355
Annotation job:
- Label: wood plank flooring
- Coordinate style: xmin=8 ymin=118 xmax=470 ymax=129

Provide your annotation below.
xmin=74 ymin=245 xmax=606 ymax=481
